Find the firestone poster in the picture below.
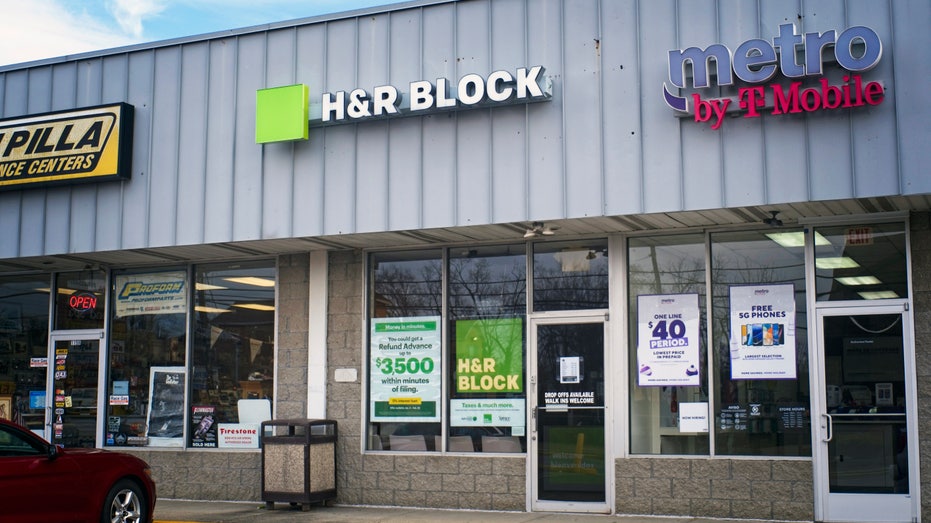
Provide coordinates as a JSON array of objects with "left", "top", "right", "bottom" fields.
[
  {"left": 729, "top": 284, "right": 796, "bottom": 380},
  {"left": 637, "top": 294, "right": 701, "bottom": 387},
  {"left": 370, "top": 316, "right": 442, "bottom": 422}
]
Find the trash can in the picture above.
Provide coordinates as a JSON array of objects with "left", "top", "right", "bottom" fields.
[{"left": 261, "top": 419, "right": 337, "bottom": 510}]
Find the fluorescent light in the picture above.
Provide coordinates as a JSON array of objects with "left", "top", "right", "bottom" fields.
[
  {"left": 195, "top": 282, "right": 227, "bottom": 291},
  {"left": 233, "top": 303, "right": 276, "bottom": 311},
  {"left": 224, "top": 276, "right": 275, "bottom": 287},
  {"left": 766, "top": 231, "right": 831, "bottom": 247},
  {"left": 858, "top": 291, "right": 899, "bottom": 300},
  {"left": 195, "top": 305, "right": 230, "bottom": 314},
  {"left": 836, "top": 276, "right": 882, "bottom": 286},
  {"left": 815, "top": 257, "right": 860, "bottom": 269}
]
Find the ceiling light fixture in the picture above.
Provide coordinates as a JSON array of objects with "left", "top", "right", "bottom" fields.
[
  {"left": 224, "top": 276, "right": 276, "bottom": 287},
  {"left": 815, "top": 257, "right": 861, "bottom": 269},
  {"left": 523, "top": 221, "right": 558, "bottom": 238},
  {"left": 763, "top": 210, "right": 783, "bottom": 227}
]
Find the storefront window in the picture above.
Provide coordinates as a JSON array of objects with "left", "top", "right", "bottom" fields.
[
  {"left": 448, "top": 245, "right": 526, "bottom": 453},
  {"left": 190, "top": 261, "right": 276, "bottom": 448},
  {"left": 54, "top": 270, "right": 106, "bottom": 330},
  {"left": 366, "top": 245, "right": 529, "bottom": 453},
  {"left": 106, "top": 269, "right": 188, "bottom": 447},
  {"left": 533, "top": 239, "right": 608, "bottom": 311},
  {"left": 628, "top": 234, "right": 708, "bottom": 454},
  {"left": 814, "top": 222, "right": 907, "bottom": 301},
  {"left": 0, "top": 275, "right": 51, "bottom": 433},
  {"left": 710, "top": 230, "right": 811, "bottom": 456},
  {"left": 367, "top": 250, "right": 442, "bottom": 451}
]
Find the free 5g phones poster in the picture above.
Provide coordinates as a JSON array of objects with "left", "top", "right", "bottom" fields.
[{"left": 729, "top": 284, "right": 796, "bottom": 380}]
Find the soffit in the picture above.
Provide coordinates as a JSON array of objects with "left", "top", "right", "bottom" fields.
[{"left": 0, "top": 196, "right": 927, "bottom": 273}]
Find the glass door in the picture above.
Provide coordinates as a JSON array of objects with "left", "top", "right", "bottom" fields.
[
  {"left": 813, "top": 305, "right": 918, "bottom": 522},
  {"left": 529, "top": 316, "right": 609, "bottom": 513},
  {"left": 48, "top": 332, "right": 104, "bottom": 448}
]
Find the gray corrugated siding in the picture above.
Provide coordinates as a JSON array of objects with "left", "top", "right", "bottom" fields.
[{"left": 0, "top": 0, "right": 928, "bottom": 258}]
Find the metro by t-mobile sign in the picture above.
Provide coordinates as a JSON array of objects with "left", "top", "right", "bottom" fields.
[{"left": 663, "top": 24, "right": 884, "bottom": 129}]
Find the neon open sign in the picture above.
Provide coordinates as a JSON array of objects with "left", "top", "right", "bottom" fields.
[
  {"left": 663, "top": 24, "right": 884, "bottom": 129},
  {"left": 69, "top": 293, "right": 98, "bottom": 313}
]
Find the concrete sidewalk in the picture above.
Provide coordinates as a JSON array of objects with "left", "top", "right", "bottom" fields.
[{"left": 153, "top": 499, "right": 781, "bottom": 523}]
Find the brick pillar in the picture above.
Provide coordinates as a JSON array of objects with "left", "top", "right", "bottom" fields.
[
  {"left": 276, "top": 253, "right": 310, "bottom": 419},
  {"left": 910, "top": 211, "right": 931, "bottom": 518}
]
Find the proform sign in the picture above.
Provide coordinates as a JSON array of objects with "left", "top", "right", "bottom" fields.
[
  {"left": 0, "top": 103, "right": 133, "bottom": 191},
  {"left": 663, "top": 24, "right": 884, "bottom": 129}
]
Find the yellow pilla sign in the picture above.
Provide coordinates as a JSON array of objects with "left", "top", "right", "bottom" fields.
[{"left": 0, "top": 103, "right": 133, "bottom": 191}]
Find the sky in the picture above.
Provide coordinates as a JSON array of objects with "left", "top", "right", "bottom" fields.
[{"left": 0, "top": 0, "right": 398, "bottom": 67}]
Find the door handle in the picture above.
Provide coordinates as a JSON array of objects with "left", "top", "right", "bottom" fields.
[{"left": 822, "top": 413, "right": 833, "bottom": 442}]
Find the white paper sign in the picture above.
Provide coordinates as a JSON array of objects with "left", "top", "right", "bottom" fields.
[
  {"left": 559, "top": 357, "right": 580, "bottom": 383},
  {"left": 218, "top": 423, "right": 260, "bottom": 448},
  {"left": 729, "top": 284, "right": 796, "bottom": 380},
  {"left": 636, "top": 294, "right": 701, "bottom": 386},
  {"left": 678, "top": 402, "right": 709, "bottom": 433}
]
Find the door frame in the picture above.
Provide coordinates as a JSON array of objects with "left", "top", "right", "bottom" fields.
[
  {"left": 527, "top": 312, "right": 612, "bottom": 514},
  {"left": 811, "top": 301, "right": 920, "bottom": 523},
  {"left": 46, "top": 330, "right": 106, "bottom": 446}
]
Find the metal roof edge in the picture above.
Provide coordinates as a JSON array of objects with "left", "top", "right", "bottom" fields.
[{"left": 0, "top": 0, "right": 454, "bottom": 73}]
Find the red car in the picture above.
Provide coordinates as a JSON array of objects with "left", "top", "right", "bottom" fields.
[{"left": 0, "top": 418, "right": 156, "bottom": 523}]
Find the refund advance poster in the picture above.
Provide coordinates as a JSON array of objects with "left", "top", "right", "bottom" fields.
[
  {"left": 370, "top": 316, "right": 442, "bottom": 422},
  {"left": 637, "top": 294, "right": 700, "bottom": 386},
  {"left": 729, "top": 283, "right": 797, "bottom": 380}
]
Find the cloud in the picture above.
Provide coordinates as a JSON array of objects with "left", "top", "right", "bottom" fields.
[
  {"left": 0, "top": 0, "right": 137, "bottom": 66},
  {"left": 108, "top": 0, "right": 167, "bottom": 38}
]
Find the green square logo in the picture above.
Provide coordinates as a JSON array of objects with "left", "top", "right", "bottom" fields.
[{"left": 255, "top": 84, "right": 309, "bottom": 143}]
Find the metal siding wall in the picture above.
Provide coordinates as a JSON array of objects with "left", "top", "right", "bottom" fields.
[
  {"left": 45, "top": 63, "right": 78, "bottom": 254},
  {"left": 679, "top": 0, "right": 724, "bottom": 211},
  {"left": 848, "top": 0, "right": 898, "bottom": 196},
  {"left": 149, "top": 47, "right": 182, "bottom": 248},
  {"left": 527, "top": 0, "right": 565, "bottom": 219},
  {"left": 892, "top": 0, "right": 931, "bottom": 195},
  {"left": 489, "top": 0, "right": 528, "bottom": 224},
  {"left": 421, "top": 4, "right": 458, "bottom": 229},
  {"left": 322, "top": 19, "right": 358, "bottom": 236},
  {"left": 204, "top": 39, "right": 237, "bottom": 244},
  {"left": 263, "top": 29, "right": 298, "bottom": 239},
  {"left": 292, "top": 25, "right": 327, "bottom": 238},
  {"left": 0, "top": 0, "right": 926, "bottom": 260},
  {"left": 639, "top": 0, "right": 682, "bottom": 213},
  {"left": 805, "top": 1, "right": 855, "bottom": 201},
  {"left": 233, "top": 34, "right": 266, "bottom": 241},
  {"left": 563, "top": 1, "right": 603, "bottom": 218},
  {"left": 0, "top": 71, "right": 30, "bottom": 258},
  {"left": 387, "top": 10, "right": 424, "bottom": 231},
  {"left": 720, "top": 0, "right": 767, "bottom": 208},
  {"left": 121, "top": 51, "right": 154, "bottom": 251},
  {"left": 72, "top": 59, "right": 104, "bottom": 256},
  {"left": 455, "top": 0, "right": 491, "bottom": 226},
  {"left": 601, "top": 0, "right": 642, "bottom": 216},
  {"left": 356, "top": 14, "right": 391, "bottom": 233},
  {"left": 93, "top": 56, "right": 129, "bottom": 253},
  {"left": 758, "top": 0, "right": 808, "bottom": 204},
  {"left": 177, "top": 43, "right": 210, "bottom": 246}
]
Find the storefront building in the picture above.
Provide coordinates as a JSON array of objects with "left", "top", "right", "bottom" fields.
[{"left": 0, "top": 0, "right": 929, "bottom": 521}]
